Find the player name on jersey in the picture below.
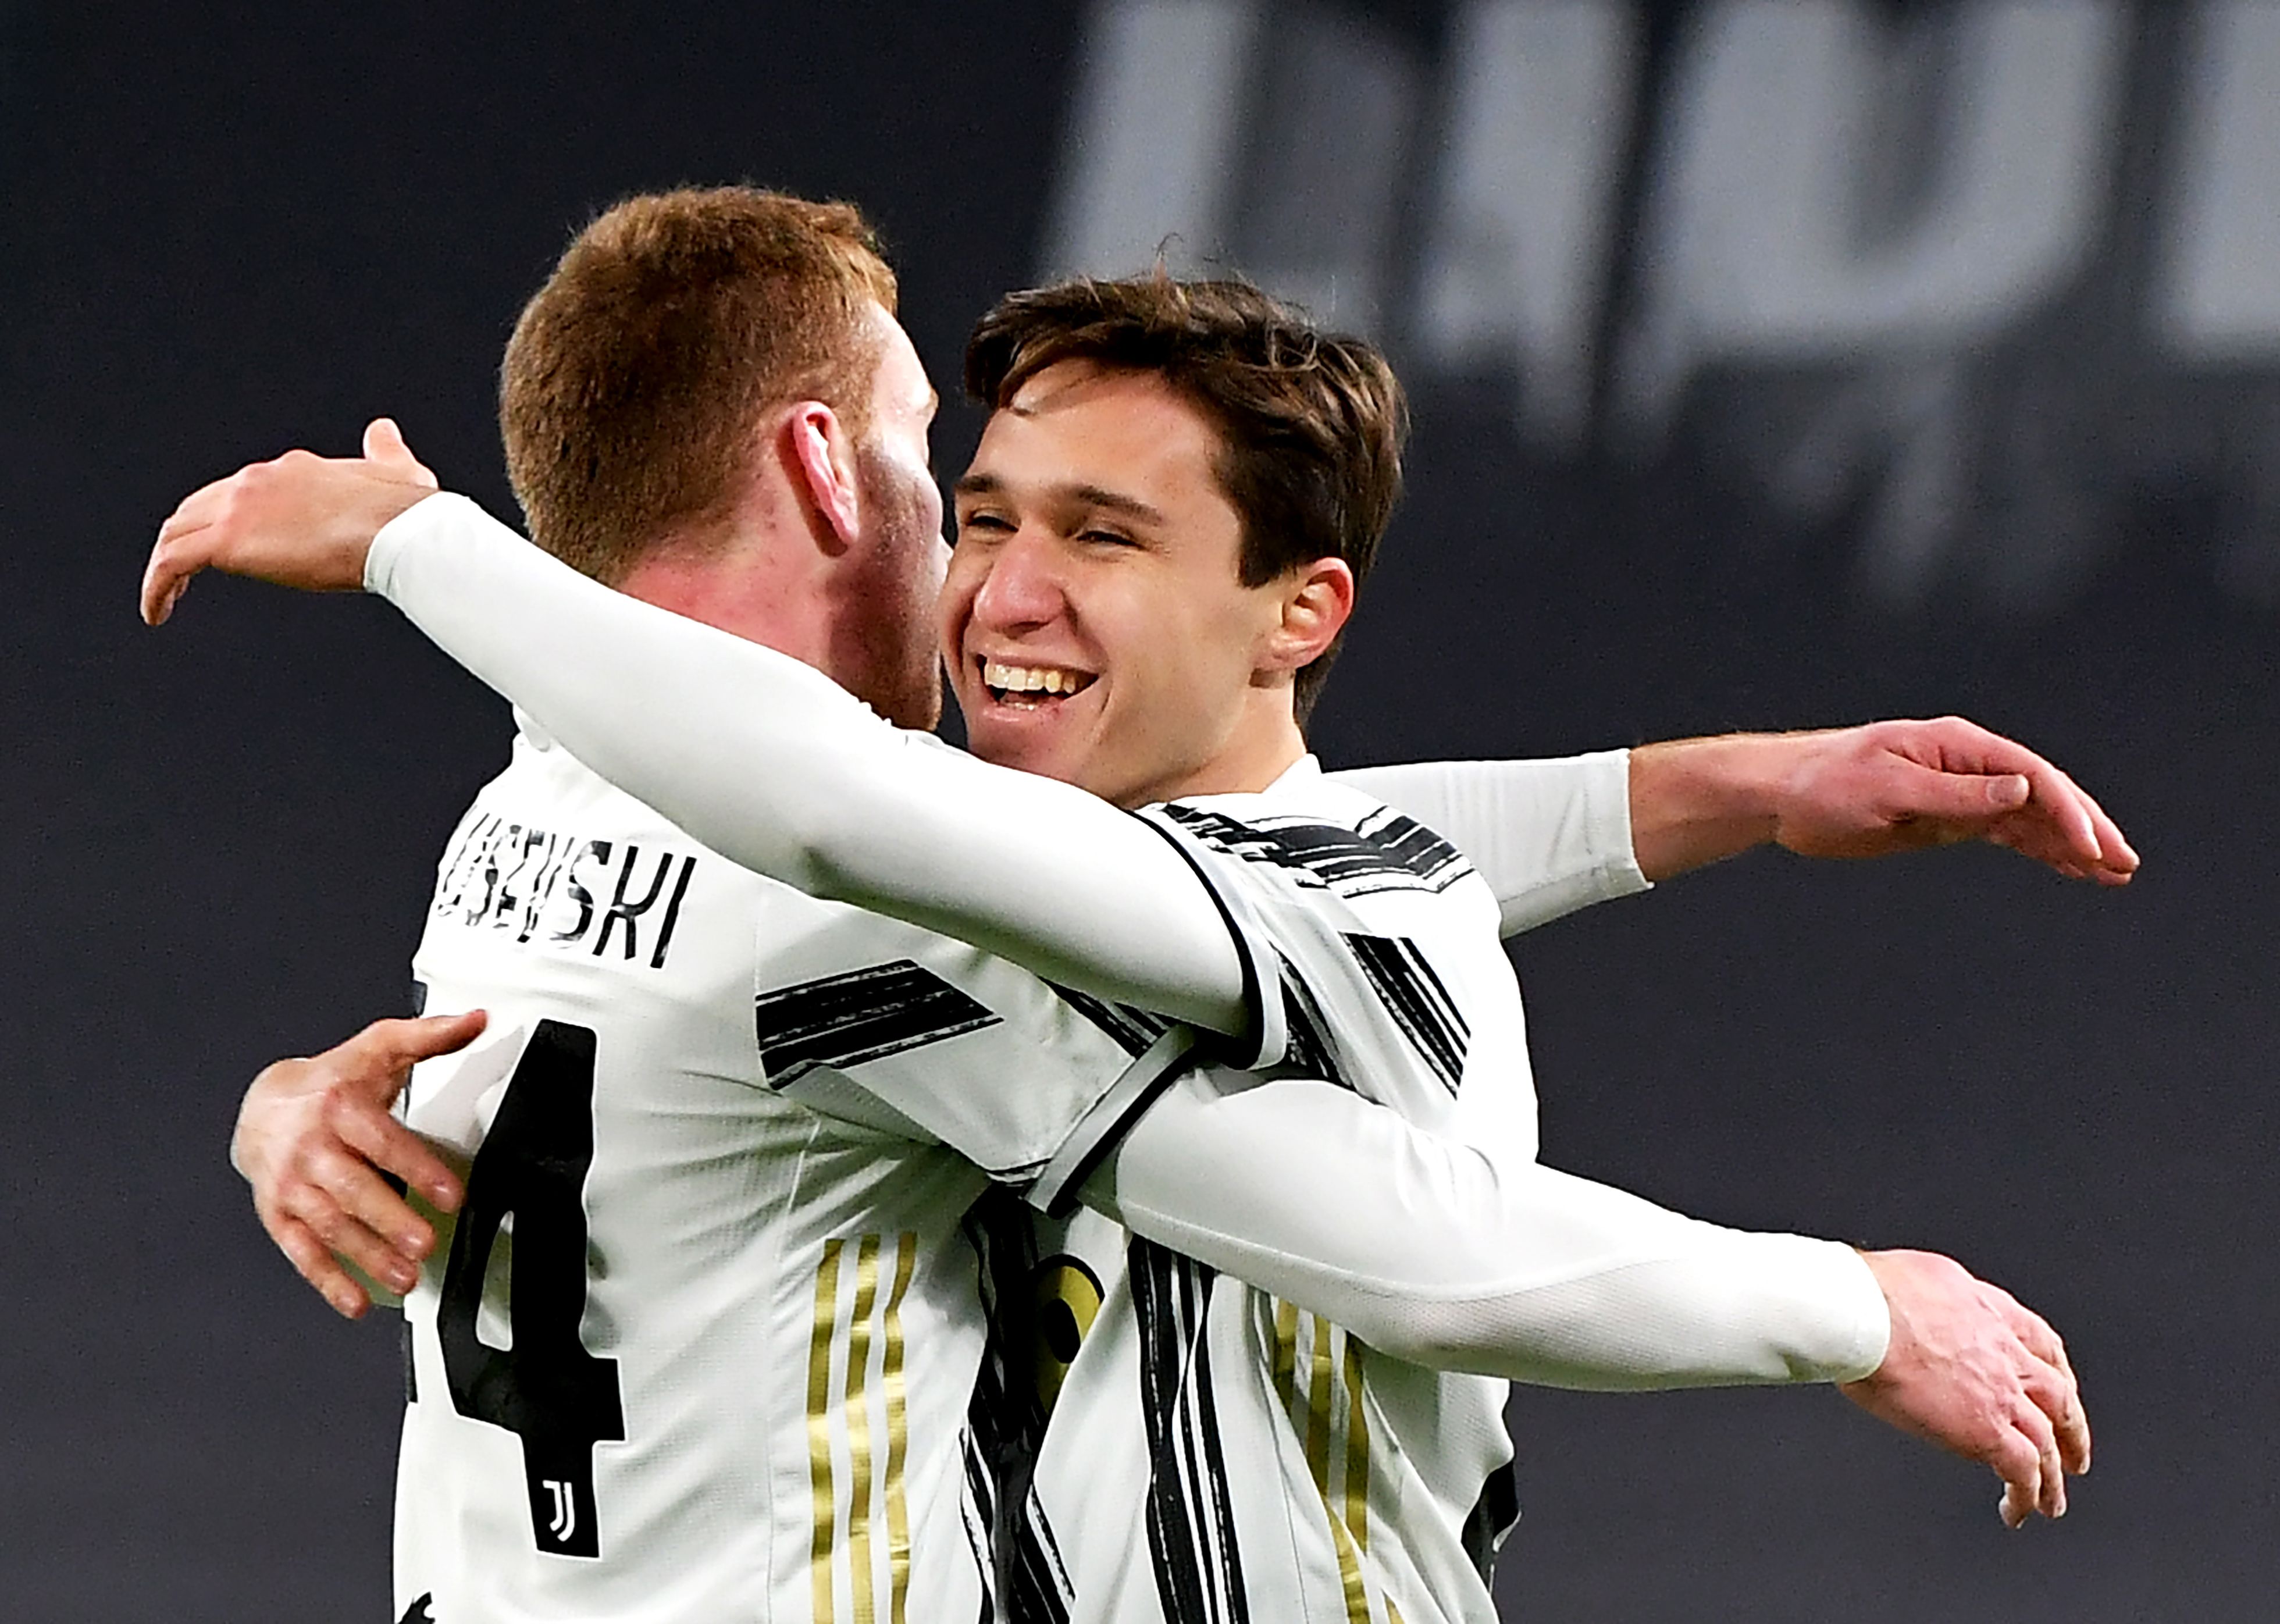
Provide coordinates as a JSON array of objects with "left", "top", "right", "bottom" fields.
[{"left": 431, "top": 811, "right": 699, "bottom": 971}]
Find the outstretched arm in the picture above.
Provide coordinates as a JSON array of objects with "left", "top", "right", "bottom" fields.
[{"left": 1341, "top": 722, "right": 2135, "bottom": 944}]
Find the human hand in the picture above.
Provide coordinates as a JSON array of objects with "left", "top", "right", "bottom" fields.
[
  {"left": 233, "top": 1008, "right": 484, "bottom": 1319},
  {"left": 141, "top": 418, "right": 439, "bottom": 625},
  {"left": 1766, "top": 717, "right": 2136, "bottom": 882},
  {"left": 1840, "top": 1248, "right": 2090, "bottom": 1527},
  {"left": 1628, "top": 718, "right": 2137, "bottom": 885}
]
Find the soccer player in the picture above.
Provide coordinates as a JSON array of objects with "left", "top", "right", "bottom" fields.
[{"left": 149, "top": 202, "right": 2110, "bottom": 1619}]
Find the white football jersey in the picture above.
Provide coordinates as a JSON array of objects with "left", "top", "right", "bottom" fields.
[
  {"left": 1006, "top": 761, "right": 1533, "bottom": 1624},
  {"left": 389, "top": 724, "right": 1158, "bottom": 1624}
]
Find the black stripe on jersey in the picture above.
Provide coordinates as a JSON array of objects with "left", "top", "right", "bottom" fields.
[
  {"left": 1461, "top": 1462, "right": 1521, "bottom": 1586},
  {"left": 1030, "top": 1026, "right": 1199, "bottom": 1220},
  {"left": 1131, "top": 1238, "right": 1251, "bottom": 1624},
  {"left": 753, "top": 960, "right": 1002, "bottom": 1085},
  {"left": 1048, "top": 982, "right": 1177, "bottom": 1057},
  {"left": 1276, "top": 960, "right": 1351, "bottom": 1092},
  {"left": 1343, "top": 933, "right": 1470, "bottom": 1095},
  {"left": 1156, "top": 803, "right": 1470, "bottom": 898},
  {"left": 960, "top": 1189, "right": 1074, "bottom": 1624},
  {"left": 1132, "top": 811, "right": 1277, "bottom": 1071}
]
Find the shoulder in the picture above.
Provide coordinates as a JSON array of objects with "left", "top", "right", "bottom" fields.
[{"left": 1145, "top": 775, "right": 1475, "bottom": 906}]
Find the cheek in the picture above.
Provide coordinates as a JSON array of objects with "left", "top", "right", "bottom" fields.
[
  {"left": 935, "top": 558, "right": 982, "bottom": 661},
  {"left": 1113, "top": 587, "right": 1224, "bottom": 707},
  {"left": 1178, "top": 578, "right": 1276, "bottom": 674}
]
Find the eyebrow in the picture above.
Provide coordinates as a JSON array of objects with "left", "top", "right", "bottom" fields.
[{"left": 953, "top": 472, "right": 1168, "bottom": 526}]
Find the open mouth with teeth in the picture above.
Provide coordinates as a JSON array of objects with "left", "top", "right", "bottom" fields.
[{"left": 979, "top": 658, "right": 1098, "bottom": 708}]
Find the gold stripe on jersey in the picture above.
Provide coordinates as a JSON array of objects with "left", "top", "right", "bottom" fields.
[
  {"left": 1273, "top": 1303, "right": 1378, "bottom": 1624},
  {"left": 807, "top": 1234, "right": 921, "bottom": 1624},
  {"left": 1273, "top": 1298, "right": 1302, "bottom": 1415},
  {"left": 881, "top": 1235, "right": 917, "bottom": 1624},
  {"left": 1344, "top": 1337, "right": 1370, "bottom": 1553},
  {"left": 808, "top": 1238, "right": 846, "bottom": 1624},
  {"left": 846, "top": 1235, "right": 882, "bottom": 1624}
]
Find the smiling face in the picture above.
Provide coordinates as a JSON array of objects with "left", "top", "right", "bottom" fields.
[{"left": 942, "top": 360, "right": 1348, "bottom": 808}]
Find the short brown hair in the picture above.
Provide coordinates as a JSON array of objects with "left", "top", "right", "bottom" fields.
[
  {"left": 964, "top": 275, "right": 1408, "bottom": 717},
  {"left": 501, "top": 187, "right": 898, "bottom": 582}
]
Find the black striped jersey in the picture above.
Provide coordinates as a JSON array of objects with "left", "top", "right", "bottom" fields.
[
  {"left": 999, "top": 760, "right": 1536, "bottom": 1624},
  {"left": 387, "top": 724, "right": 1172, "bottom": 1624}
]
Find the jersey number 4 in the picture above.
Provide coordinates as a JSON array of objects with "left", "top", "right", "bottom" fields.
[{"left": 433, "top": 1018, "right": 625, "bottom": 1559}]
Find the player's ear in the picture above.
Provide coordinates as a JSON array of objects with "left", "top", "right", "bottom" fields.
[
  {"left": 786, "top": 401, "right": 862, "bottom": 553},
  {"left": 1261, "top": 557, "right": 1353, "bottom": 675}
]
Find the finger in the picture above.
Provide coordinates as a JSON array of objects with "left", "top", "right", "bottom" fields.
[
  {"left": 155, "top": 476, "right": 233, "bottom": 545},
  {"left": 2017, "top": 761, "right": 2104, "bottom": 864},
  {"left": 139, "top": 549, "right": 180, "bottom": 626},
  {"left": 267, "top": 1212, "right": 372, "bottom": 1319},
  {"left": 2004, "top": 1396, "right": 2065, "bottom": 1520},
  {"left": 334, "top": 1105, "right": 462, "bottom": 1220},
  {"left": 1985, "top": 807, "right": 2102, "bottom": 882},
  {"left": 2033, "top": 1354, "right": 2090, "bottom": 1477},
  {"left": 2022, "top": 1408, "right": 2067, "bottom": 1519},
  {"left": 1911, "top": 716, "right": 2053, "bottom": 783},
  {"left": 364, "top": 1007, "right": 489, "bottom": 1070},
  {"left": 308, "top": 1138, "right": 438, "bottom": 1265},
  {"left": 2001, "top": 1476, "right": 2033, "bottom": 1530},
  {"left": 1989, "top": 1429, "right": 2043, "bottom": 1529},
  {"left": 318, "top": 1010, "right": 484, "bottom": 1117},
  {"left": 2057, "top": 1385, "right": 2092, "bottom": 1476},
  {"left": 140, "top": 534, "right": 207, "bottom": 626},
  {"left": 2072, "top": 783, "right": 2138, "bottom": 877},
  {"left": 290, "top": 1173, "right": 423, "bottom": 1297}
]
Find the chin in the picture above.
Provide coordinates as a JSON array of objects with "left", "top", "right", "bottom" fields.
[{"left": 975, "top": 729, "right": 1092, "bottom": 790}]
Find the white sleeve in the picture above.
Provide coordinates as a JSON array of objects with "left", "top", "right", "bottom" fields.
[
  {"left": 1328, "top": 754, "right": 1651, "bottom": 937},
  {"left": 365, "top": 494, "right": 1269, "bottom": 1046},
  {"left": 1099, "top": 1071, "right": 1890, "bottom": 1388}
]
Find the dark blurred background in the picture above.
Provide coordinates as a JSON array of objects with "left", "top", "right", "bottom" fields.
[{"left": 3, "top": 1, "right": 2271, "bottom": 1617}]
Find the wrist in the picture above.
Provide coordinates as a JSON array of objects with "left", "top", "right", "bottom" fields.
[{"left": 1627, "top": 734, "right": 1790, "bottom": 881}]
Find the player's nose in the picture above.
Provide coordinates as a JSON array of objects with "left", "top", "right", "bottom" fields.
[{"left": 967, "top": 527, "right": 1068, "bottom": 633}]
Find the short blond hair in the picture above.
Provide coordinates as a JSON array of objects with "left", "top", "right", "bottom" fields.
[{"left": 500, "top": 187, "right": 898, "bottom": 582}]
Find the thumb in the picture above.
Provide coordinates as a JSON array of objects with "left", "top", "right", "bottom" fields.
[
  {"left": 364, "top": 417, "right": 440, "bottom": 489},
  {"left": 1980, "top": 772, "right": 2031, "bottom": 811},
  {"left": 1891, "top": 758, "right": 2030, "bottom": 824}
]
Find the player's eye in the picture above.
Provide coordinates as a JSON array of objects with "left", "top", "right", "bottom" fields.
[{"left": 1078, "top": 527, "right": 1136, "bottom": 549}]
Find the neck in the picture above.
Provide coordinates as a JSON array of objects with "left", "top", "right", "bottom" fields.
[
  {"left": 1116, "top": 691, "right": 1309, "bottom": 807},
  {"left": 611, "top": 422, "right": 857, "bottom": 669},
  {"left": 617, "top": 528, "right": 840, "bottom": 671}
]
